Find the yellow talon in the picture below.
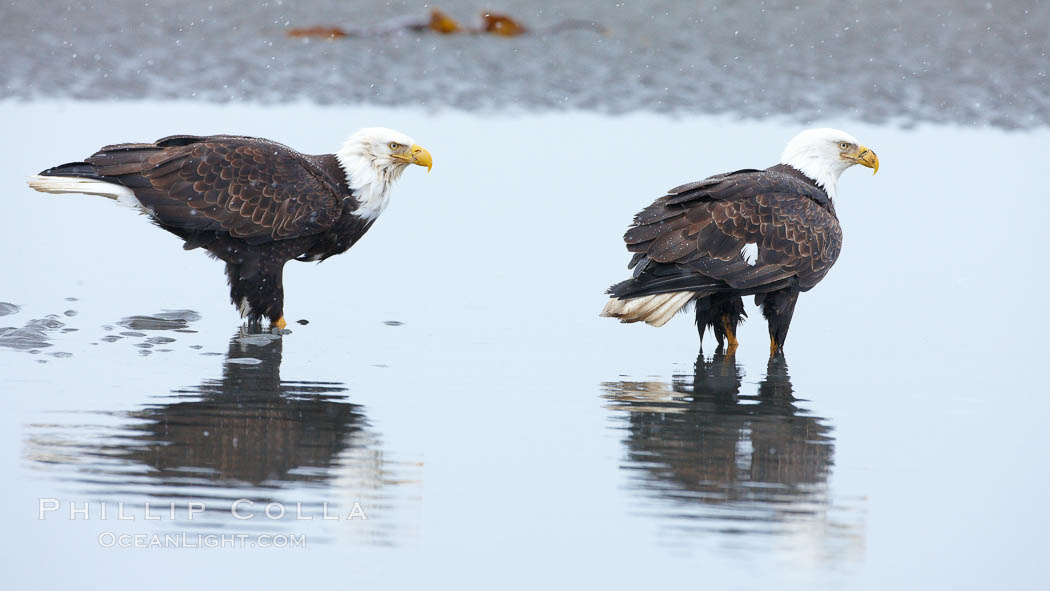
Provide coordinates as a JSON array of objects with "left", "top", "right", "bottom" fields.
[
  {"left": 769, "top": 338, "right": 778, "bottom": 355},
  {"left": 274, "top": 316, "right": 287, "bottom": 330}
]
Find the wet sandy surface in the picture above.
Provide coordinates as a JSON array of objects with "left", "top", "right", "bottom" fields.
[
  {"left": 2, "top": 0, "right": 1048, "bottom": 128},
  {"left": 1, "top": 102, "right": 1048, "bottom": 588}
]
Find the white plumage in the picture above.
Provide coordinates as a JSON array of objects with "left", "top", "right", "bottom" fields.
[
  {"left": 336, "top": 127, "right": 419, "bottom": 221},
  {"left": 741, "top": 242, "right": 758, "bottom": 266},
  {"left": 600, "top": 291, "right": 694, "bottom": 327},
  {"left": 27, "top": 175, "right": 149, "bottom": 213},
  {"left": 778, "top": 127, "right": 860, "bottom": 200}
]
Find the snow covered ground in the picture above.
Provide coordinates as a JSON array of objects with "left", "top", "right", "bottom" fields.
[{"left": 3, "top": 0, "right": 1048, "bottom": 128}]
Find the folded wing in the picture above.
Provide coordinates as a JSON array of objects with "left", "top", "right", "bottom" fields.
[
  {"left": 82, "top": 135, "right": 343, "bottom": 245},
  {"left": 610, "top": 168, "right": 842, "bottom": 299}
]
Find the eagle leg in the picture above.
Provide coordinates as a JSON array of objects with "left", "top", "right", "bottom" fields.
[
  {"left": 225, "top": 258, "right": 287, "bottom": 330},
  {"left": 760, "top": 284, "right": 800, "bottom": 354},
  {"left": 720, "top": 346, "right": 737, "bottom": 369},
  {"left": 694, "top": 296, "right": 717, "bottom": 352},
  {"left": 722, "top": 316, "right": 740, "bottom": 347},
  {"left": 696, "top": 294, "right": 746, "bottom": 351}
]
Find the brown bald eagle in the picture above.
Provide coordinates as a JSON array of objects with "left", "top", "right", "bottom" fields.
[
  {"left": 28, "top": 128, "right": 432, "bottom": 329},
  {"left": 601, "top": 128, "right": 878, "bottom": 353}
]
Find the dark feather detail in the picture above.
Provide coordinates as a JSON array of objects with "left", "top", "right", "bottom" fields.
[
  {"left": 77, "top": 135, "right": 349, "bottom": 245},
  {"left": 609, "top": 165, "right": 841, "bottom": 300},
  {"left": 39, "top": 162, "right": 102, "bottom": 179},
  {"left": 606, "top": 163, "right": 843, "bottom": 348}
]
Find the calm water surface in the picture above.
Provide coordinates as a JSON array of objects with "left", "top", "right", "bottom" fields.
[
  {"left": 23, "top": 327, "right": 419, "bottom": 546},
  {"left": 1, "top": 102, "right": 1047, "bottom": 589}
]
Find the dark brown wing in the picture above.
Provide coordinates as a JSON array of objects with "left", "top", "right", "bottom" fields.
[
  {"left": 610, "top": 167, "right": 842, "bottom": 299},
  {"left": 86, "top": 135, "right": 343, "bottom": 245}
]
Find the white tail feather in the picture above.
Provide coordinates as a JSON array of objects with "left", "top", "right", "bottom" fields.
[
  {"left": 648, "top": 293, "right": 690, "bottom": 327},
  {"left": 28, "top": 175, "right": 131, "bottom": 199},
  {"left": 27, "top": 175, "right": 145, "bottom": 212},
  {"left": 600, "top": 291, "right": 694, "bottom": 327}
]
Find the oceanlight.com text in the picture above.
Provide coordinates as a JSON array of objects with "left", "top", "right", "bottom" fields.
[{"left": 97, "top": 532, "right": 307, "bottom": 549}]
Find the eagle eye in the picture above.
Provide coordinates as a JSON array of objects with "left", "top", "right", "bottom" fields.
[
  {"left": 389, "top": 142, "right": 401, "bottom": 150},
  {"left": 839, "top": 142, "right": 850, "bottom": 150}
]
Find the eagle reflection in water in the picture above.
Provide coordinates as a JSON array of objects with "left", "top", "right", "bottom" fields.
[
  {"left": 121, "top": 330, "right": 375, "bottom": 486},
  {"left": 26, "top": 329, "right": 414, "bottom": 543},
  {"left": 603, "top": 352, "right": 843, "bottom": 540}
]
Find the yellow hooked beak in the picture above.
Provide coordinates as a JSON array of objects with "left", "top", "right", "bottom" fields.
[
  {"left": 394, "top": 144, "right": 432, "bottom": 172},
  {"left": 850, "top": 144, "right": 879, "bottom": 175}
]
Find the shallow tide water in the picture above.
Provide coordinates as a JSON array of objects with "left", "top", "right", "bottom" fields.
[{"left": 1, "top": 102, "right": 1048, "bottom": 588}]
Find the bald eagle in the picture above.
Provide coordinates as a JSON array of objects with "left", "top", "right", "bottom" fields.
[
  {"left": 28, "top": 128, "right": 432, "bottom": 329},
  {"left": 601, "top": 128, "right": 878, "bottom": 353}
]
